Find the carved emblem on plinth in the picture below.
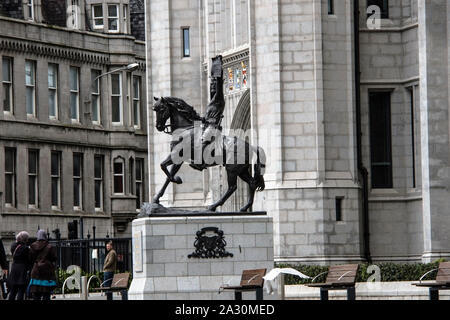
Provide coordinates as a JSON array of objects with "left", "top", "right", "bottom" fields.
[{"left": 188, "top": 227, "right": 233, "bottom": 259}]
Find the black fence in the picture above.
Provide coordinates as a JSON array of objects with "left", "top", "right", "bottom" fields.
[{"left": 49, "top": 238, "right": 132, "bottom": 274}]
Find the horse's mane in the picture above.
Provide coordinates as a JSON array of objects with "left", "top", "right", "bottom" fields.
[{"left": 163, "top": 97, "right": 202, "bottom": 121}]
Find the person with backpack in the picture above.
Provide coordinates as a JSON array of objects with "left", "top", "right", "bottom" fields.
[
  {"left": 7, "top": 231, "right": 31, "bottom": 300},
  {"left": 28, "top": 230, "right": 57, "bottom": 300}
]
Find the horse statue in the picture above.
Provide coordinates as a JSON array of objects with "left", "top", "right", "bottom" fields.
[{"left": 151, "top": 96, "right": 266, "bottom": 212}]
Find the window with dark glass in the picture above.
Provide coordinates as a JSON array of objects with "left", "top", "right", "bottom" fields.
[
  {"left": 136, "top": 158, "right": 144, "bottom": 210},
  {"left": 48, "top": 64, "right": 58, "bottom": 119},
  {"left": 25, "top": 60, "right": 36, "bottom": 116},
  {"left": 408, "top": 88, "right": 416, "bottom": 188},
  {"left": 3, "top": 57, "right": 13, "bottom": 113},
  {"left": 28, "top": 150, "right": 39, "bottom": 207},
  {"left": 335, "top": 197, "right": 343, "bottom": 221},
  {"left": 328, "top": 0, "right": 334, "bottom": 14},
  {"left": 182, "top": 28, "right": 190, "bottom": 57},
  {"left": 51, "top": 151, "right": 61, "bottom": 208},
  {"left": 113, "top": 158, "right": 124, "bottom": 194},
  {"left": 5, "top": 147, "right": 16, "bottom": 206},
  {"left": 91, "top": 70, "right": 101, "bottom": 123},
  {"left": 27, "top": 0, "right": 34, "bottom": 20},
  {"left": 108, "top": 4, "right": 119, "bottom": 32},
  {"left": 73, "top": 153, "right": 83, "bottom": 209},
  {"left": 133, "top": 76, "right": 141, "bottom": 128},
  {"left": 111, "top": 73, "right": 122, "bottom": 124},
  {"left": 367, "top": 0, "right": 389, "bottom": 19},
  {"left": 70, "top": 66, "right": 80, "bottom": 121},
  {"left": 369, "top": 91, "right": 393, "bottom": 189},
  {"left": 94, "top": 155, "right": 103, "bottom": 210},
  {"left": 92, "top": 4, "right": 104, "bottom": 29},
  {"left": 129, "top": 157, "right": 134, "bottom": 195}
]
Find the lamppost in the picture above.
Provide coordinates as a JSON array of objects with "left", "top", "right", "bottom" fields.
[{"left": 94, "top": 63, "right": 139, "bottom": 81}]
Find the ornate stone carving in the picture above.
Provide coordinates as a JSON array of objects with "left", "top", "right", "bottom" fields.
[{"left": 188, "top": 227, "right": 233, "bottom": 259}]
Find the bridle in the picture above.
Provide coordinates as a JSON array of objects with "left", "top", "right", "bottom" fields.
[
  {"left": 154, "top": 103, "right": 172, "bottom": 134},
  {"left": 162, "top": 124, "right": 172, "bottom": 134},
  {"left": 154, "top": 100, "right": 199, "bottom": 135}
]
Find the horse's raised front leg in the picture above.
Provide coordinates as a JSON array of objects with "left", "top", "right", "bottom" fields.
[
  {"left": 153, "top": 162, "right": 182, "bottom": 204},
  {"left": 160, "top": 155, "right": 183, "bottom": 184},
  {"left": 238, "top": 169, "right": 256, "bottom": 212},
  {"left": 208, "top": 169, "right": 238, "bottom": 212}
]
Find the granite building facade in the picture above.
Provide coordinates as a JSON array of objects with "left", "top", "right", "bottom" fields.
[
  {"left": 145, "top": 0, "right": 450, "bottom": 264},
  {"left": 0, "top": 0, "right": 148, "bottom": 250}
]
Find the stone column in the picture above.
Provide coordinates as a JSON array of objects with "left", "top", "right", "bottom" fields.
[{"left": 418, "top": 0, "right": 450, "bottom": 262}]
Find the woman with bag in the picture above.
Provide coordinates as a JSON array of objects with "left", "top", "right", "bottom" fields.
[
  {"left": 28, "top": 230, "right": 57, "bottom": 300},
  {"left": 7, "top": 231, "right": 31, "bottom": 300}
]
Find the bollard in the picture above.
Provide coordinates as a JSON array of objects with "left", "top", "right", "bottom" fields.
[
  {"left": 279, "top": 274, "right": 285, "bottom": 300},
  {"left": 80, "top": 276, "right": 88, "bottom": 300}
]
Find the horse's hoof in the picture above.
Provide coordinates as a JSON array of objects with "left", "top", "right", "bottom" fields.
[
  {"left": 173, "top": 176, "right": 183, "bottom": 184},
  {"left": 240, "top": 208, "right": 248, "bottom": 212},
  {"left": 208, "top": 206, "right": 217, "bottom": 212}
]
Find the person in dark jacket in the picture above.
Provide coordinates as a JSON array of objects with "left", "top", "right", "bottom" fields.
[
  {"left": 7, "top": 231, "right": 31, "bottom": 300},
  {"left": 28, "top": 230, "right": 57, "bottom": 300},
  {"left": 0, "top": 238, "right": 9, "bottom": 300},
  {"left": 0, "top": 239, "right": 8, "bottom": 276}
]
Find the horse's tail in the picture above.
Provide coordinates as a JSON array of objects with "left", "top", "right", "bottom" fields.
[{"left": 253, "top": 146, "right": 266, "bottom": 191}]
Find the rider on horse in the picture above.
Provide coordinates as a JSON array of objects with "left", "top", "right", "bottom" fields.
[{"left": 191, "top": 55, "right": 225, "bottom": 171}]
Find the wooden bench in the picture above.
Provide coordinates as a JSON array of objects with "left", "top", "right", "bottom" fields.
[
  {"left": 91, "top": 272, "right": 130, "bottom": 300},
  {"left": 412, "top": 262, "right": 450, "bottom": 300},
  {"left": 305, "top": 264, "right": 359, "bottom": 300},
  {"left": 220, "top": 269, "right": 266, "bottom": 300}
]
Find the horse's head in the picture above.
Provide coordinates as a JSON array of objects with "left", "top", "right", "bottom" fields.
[{"left": 153, "top": 97, "right": 170, "bottom": 132}]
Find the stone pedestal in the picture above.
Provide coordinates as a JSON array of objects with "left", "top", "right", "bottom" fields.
[{"left": 128, "top": 213, "right": 275, "bottom": 300}]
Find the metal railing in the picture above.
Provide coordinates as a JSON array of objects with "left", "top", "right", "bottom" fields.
[{"left": 49, "top": 237, "right": 132, "bottom": 274}]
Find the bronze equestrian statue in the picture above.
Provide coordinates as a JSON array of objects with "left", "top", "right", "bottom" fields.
[{"left": 151, "top": 56, "right": 265, "bottom": 212}]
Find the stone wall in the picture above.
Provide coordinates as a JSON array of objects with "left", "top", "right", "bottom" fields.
[
  {"left": 369, "top": 199, "right": 423, "bottom": 262},
  {"left": 129, "top": 215, "right": 274, "bottom": 300},
  {"left": 130, "top": 0, "right": 145, "bottom": 41},
  {"left": 41, "top": 0, "right": 67, "bottom": 27},
  {"left": 359, "top": 0, "right": 424, "bottom": 261},
  {"left": 265, "top": 187, "right": 362, "bottom": 264},
  {"left": 0, "top": 0, "right": 23, "bottom": 19}
]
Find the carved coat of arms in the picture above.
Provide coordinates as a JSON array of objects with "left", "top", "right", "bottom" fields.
[{"left": 188, "top": 227, "right": 233, "bottom": 259}]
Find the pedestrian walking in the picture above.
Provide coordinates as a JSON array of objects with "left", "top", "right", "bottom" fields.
[
  {"left": 7, "top": 231, "right": 31, "bottom": 300},
  {"left": 0, "top": 238, "right": 9, "bottom": 300},
  {"left": 103, "top": 241, "right": 117, "bottom": 300},
  {"left": 28, "top": 230, "right": 57, "bottom": 300}
]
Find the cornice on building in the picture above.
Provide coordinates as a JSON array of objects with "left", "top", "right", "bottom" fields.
[{"left": 0, "top": 15, "right": 146, "bottom": 68}]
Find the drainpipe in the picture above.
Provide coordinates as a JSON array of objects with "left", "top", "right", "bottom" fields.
[{"left": 354, "top": 0, "right": 371, "bottom": 263}]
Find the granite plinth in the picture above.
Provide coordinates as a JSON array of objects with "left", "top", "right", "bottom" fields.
[{"left": 128, "top": 213, "right": 275, "bottom": 300}]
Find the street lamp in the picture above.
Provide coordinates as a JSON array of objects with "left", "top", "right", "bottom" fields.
[{"left": 94, "top": 63, "right": 139, "bottom": 81}]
